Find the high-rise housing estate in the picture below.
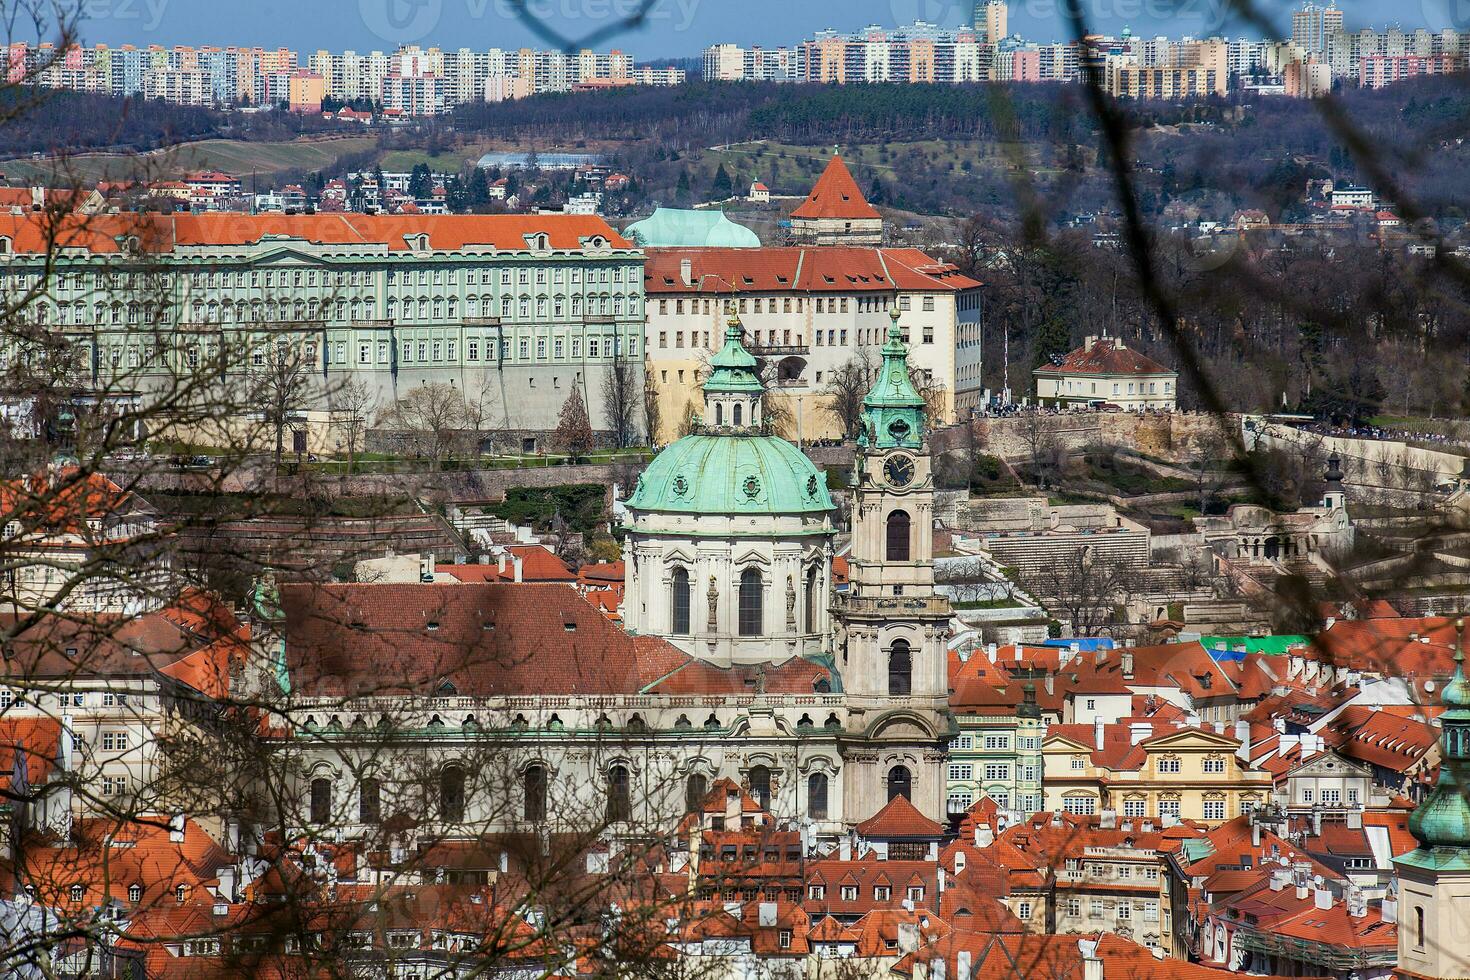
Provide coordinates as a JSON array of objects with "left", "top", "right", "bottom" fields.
[
  {"left": 6, "top": 40, "right": 658, "bottom": 112},
  {"left": 1292, "top": 2, "right": 1343, "bottom": 55},
  {"left": 975, "top": 0, "right": 1008, "bottom": 45}
]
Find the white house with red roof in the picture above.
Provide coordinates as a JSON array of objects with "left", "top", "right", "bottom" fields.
[{"left": 1034, "top": 335, "right": 1178, "bottom": 411}]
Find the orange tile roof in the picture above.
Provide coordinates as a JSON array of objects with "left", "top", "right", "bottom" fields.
[
  {"left": 791, "top": 155, "right": 881, "bottom": 221},
  {"left": 855, "top": 794, "right": 946, "bottom": 839},
  {"left": 0, "top": 212, "right": 630, "bottom": 254},
  {"left": 644, "top": 246, "right": 979, "bottom": 295},
  {"left": 1034, "top": 338, "right": 1174, "bottom": 378}
]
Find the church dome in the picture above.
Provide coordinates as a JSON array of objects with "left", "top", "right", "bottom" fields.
[{"left": 628, "top": 433, "right": 833, "bottom": 516}]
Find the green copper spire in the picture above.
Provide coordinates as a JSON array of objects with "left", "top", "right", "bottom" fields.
[
  {"left": 859, "top": 309, "right": 926, "bottom": 451},
  {"left": 1407, "top": 620, "right": 1470, "bottom": 850},
  {"left": 703, "top": 313, "right": 765, "bottom": 395}
]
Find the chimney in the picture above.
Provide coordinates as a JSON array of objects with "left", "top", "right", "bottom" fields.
[
  {"left": 498, "top": 553, "right": 508, "bottom": 574},
  {"left": 1234, "top": 719, "right": 1251, "bottom": 761},
  {"left": 1121, "top": 651, "right": 1133, "bottom": 679},
  {"left": 986, "top": 643, "right": 997, "bottom": 663},
  {"left": 1045, "top": 672, "right": 1055, "bottom": 696},
  {"left": 1381, "top": 896, "right": 1398, "bottom": 924},
  {"left": 898, "top": 922, "right": 919, "bottom": 953},
  {"left": 839, "top": 838, "right": 851, "bottom": 861},
  {"left": 1251, "top": 820, "right": 1262, "bottom": 847},
  {"left": 1313, "top": 887, "right": 1332, "bottom": 911},
  {"left": 1097, "top": 646, "right": 1108, "bottom": 665},
  {"left": 975, "top": 823, "right": 994, "bottom": 848},
  {"left": 1346, "top": 887, "right": 1367, "bottom": 918},
  {"left": 513, "top": 556, "right": 523, "bottom": 583},
  {"left": 1094, "top": 716, "right": 1106, "bottom": 751},
  {"left": 1129, "top": 723, "right": 1152, "bottom": 745},
  {"left": 1083, "top": 336, "right": 1098, "bottom": 352},
  {"left": 1014, "top": 646, "right": 1022, "bottom": 662},
  {"left": 60, "top": 714, "right": 75, "bottom": 771},
  {"left": 957, "top": 951, "right": 972, "bottom": 980},
  {"left": 680, "top": 258, "right": 693, "bottom": 286},
  {"left": 758, "top": 902, "right": 777, "bottom": 926},
  {"left": 1099, "top": 809, "right": 1117, "bottom": 829},
  {"left": 1296, "top": 882, "right": 1309, "bottom": 900},
  {"left": 1269, "top": 869, "right": 1289, "bottom": 891},
  {"left": 1082, "top": 942, "right": 1103, "bottom": 980}
]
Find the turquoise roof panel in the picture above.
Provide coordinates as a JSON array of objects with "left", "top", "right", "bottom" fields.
[
  {"left": 624, "top": 208, "right": 761, "bottom": 248},
  {"left": 627, "top": 434, "right": 834, "bottom": 516}
]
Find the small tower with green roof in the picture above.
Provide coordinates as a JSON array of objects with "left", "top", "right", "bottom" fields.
[
  {"left": 1395, "top": 618, "right": 1470, "bottom": 979},
  {"left": 858, "top": 309, "right": 928, "bottom": 454},
  {"left": 702, "top": 313, "right": 766, "bottom": 433}
]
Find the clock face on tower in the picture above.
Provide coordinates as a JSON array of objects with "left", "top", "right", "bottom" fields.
[{"left": 883, "top": 453, "right": 916, "bottom": 489}]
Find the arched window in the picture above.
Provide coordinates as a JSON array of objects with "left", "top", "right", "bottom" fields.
[
  {"left": 359, "top": 777, "right": 381, "bottom": 824},
  {"left": 685, "top": 772, "right": 709, "bottom": 813},
  {"left": 888, "top": 639, "right": 912, "bottom": 695},
  {"left": 808, "top": 773, "right": 829, "bottom": 820},
  {"left": 671, "top": 567, "right": 691, "bottom": 634},
  {"left": 733, "top": 402, "right": 743, "bottom": 426},
  {"left": 1416, "top": 906, "right": 1426, "bottom": 949},
  {"left": 887, "top": 765, "right": 912, "bottom": 801},
  {"left": 804, "top": 565, "right": 819, "bottom": 633},
  {"left": 739, "top": 568, "right": 763, "bottom": 636},
  {"left": 715, "top": 403, "right": 724, "bottom": 425},
  {"left": 607, "top": 765, "right": 631, "bottom": 823},
  {"left": 440, "top": 765, "right": 466, "bottom": 822},
  {"left": 886, "top": 510, "right": 911, "bottom": 561},
  {"left": 749, "top": 765, "right": 772, "bottom": 810},
  {"left": 524, "top": 764, "right": 547, "bottom": 822},
  {"left": 309, "top": 777, "right": 331, "bottom": 824}
]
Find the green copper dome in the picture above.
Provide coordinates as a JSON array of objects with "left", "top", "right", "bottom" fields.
[
  {"left": 1407, "top": 624, "right": 1470, "bottom": 851},
  {"left": 859, "top": 310, "right": 927, "bottom": 451},
  {"left": 628, "top": 316, "right": 833, "bottom": 517},
  {"left": 628, "top": 434, "right": 834, "bottom": 515}
]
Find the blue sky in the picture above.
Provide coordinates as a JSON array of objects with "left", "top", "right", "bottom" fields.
[{"left": 74, "top": 0, "right": 1461, "bottom": 59}]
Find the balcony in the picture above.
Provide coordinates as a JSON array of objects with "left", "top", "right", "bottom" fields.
[{"left": 749, "top": 343, "right": 811, "bottom": 357}]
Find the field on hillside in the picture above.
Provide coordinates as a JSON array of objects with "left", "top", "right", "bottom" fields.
[{"left": 0, "top": 136, "right": 378, "bottom": 184}]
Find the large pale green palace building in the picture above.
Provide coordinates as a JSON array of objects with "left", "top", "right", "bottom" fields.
[{"left": 0, "top": 212, "right": 645, "bottom": 448}]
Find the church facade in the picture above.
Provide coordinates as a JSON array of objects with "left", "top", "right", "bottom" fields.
[{"left": 251, "top": 313, "right": 954, "bottom": 846}]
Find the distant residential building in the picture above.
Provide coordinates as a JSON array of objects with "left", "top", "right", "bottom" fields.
[
  {"left": 1284, "top": 58, "right": 1333, "bottom": 96},
  {"left": 1292, "top": 1, "right": 1344, "bottom": 56},
  {"left": 748, "top": 181, "right": 770, "bottom": 203},
  {"left": 1359, "top": 52, "right": 1457, "bottom": 88},
  {"left": 1033, "top": 336, "right": 1177, "bottom": 410},
  {"left": 975, "top": 0, "right": 1008, "bottom": 46},
  {"left": 1330, "top": 184, "right": 1375, "bottom": 208}
]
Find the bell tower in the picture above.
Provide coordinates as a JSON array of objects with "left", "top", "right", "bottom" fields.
[
  {"left": 1395, "top": 620, "right": 1470, "bottom": 980},
  {"left": 834, "top": 310, "right": 952, "bottom": 824}
]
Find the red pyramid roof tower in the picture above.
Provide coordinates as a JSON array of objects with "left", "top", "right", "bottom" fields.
[{"left": 792, "top": 154, "right": 881, "bottom": 221}]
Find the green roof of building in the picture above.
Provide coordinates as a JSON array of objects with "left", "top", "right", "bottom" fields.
[
  {"left": 627, "top": 433, "right": 834, "bottom": 516},
  {"left": 1201, "top": 635, "right": 1310, "bottom": 655},
  {"left": 704, "top": 320, "right": 764, "bottom": 394},
  {"left": 859, "top": 311, "right": 927, "bottom": 451},
  {"left": 624, "top": 208, "right": 760, "bottom": 248}
]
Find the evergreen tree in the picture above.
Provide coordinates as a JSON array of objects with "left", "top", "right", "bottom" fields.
[
  {"left": 1030, "top": 316, "right": 1073, "bottom": 388},
  {"left": 407, "top": 163, "right": 433, "bottom": 199},
  {"left": 675, "top": 169, "right": 691, "bottom": 203},
  {"left": 555, "top": 388, "right": 594, "bottom": 460},
  {"left": 867, "top": 176, "right": 885, "bottom": 205},
  {"left": 711, "top": 163, "right": 733, "bottom": 200},
  {"left": 467, "top": 168, "right": 490, "bottom": 210}
]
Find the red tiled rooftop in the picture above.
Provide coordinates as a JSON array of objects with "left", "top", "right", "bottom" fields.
[{"left": 791, "top": 154, "right": 881, "bottom": 221}]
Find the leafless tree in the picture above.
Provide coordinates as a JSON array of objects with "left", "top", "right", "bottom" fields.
[
  {"left": 381, "top": 382, "right": 467, "bottom": 471},
  {"left": 327, "top": 375, "right": 374, "bottom": 475},
  {"left": 602, "top": 356, "right": 640, "bottom": 448}
]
